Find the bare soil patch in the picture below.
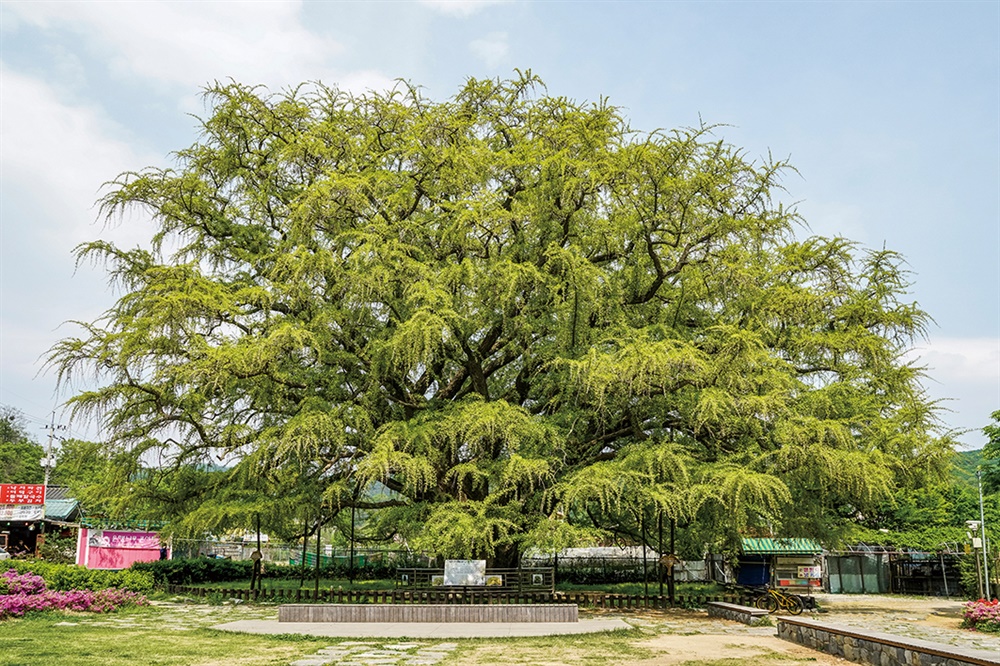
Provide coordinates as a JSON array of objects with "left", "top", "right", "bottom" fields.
[{"left": 634, "top": 634, "right": 848, "bottom": 665}]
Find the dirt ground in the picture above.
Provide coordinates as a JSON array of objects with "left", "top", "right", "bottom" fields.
[
  {"left": 636, "top": 595, "right": 969, "bottom": 665},
  {"left": 634, "top": 633, "right": 849, "bottom": 665},
  {"left": 458, "top": 594, "right": 985, "bottom": 666}
]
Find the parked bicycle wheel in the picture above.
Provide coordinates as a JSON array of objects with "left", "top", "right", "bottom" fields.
[
  {"left": 785, "top": 594, "right": 804, "bottom": 615},
  {"left": 755, "top": 593, "right": 778, "bottom": 613}
]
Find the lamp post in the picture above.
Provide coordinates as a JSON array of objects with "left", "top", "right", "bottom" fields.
[
  {"left": 977, "top": 470, "right": 991, "bottom": 597},
  {"left": 967, "top": 520, "right": 984, "bottom": 598}
]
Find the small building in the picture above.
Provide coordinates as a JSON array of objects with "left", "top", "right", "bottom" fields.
[
  {"left": 737, "top": 538, "right": 823, "bottom": 592},
  {"left": 1, "top": 485, "right": 80, "bottom": 556},
  {"left": 825, "top": 544, "right": 960, "bottom": 596},
  {"left": 75, "top": 518, "right": 169, "bottom": 570}
]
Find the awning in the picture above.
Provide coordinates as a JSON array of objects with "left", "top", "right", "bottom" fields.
[
  {"left": 741, "top": 538, "right": 822, "bottom": 555},
  {"left": 44, "top": 499, "right": 80, "bottom": 522}
]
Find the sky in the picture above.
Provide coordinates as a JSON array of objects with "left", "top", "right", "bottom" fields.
[{"left": 0, "top": 0, "right": 997, "bottom": 450}]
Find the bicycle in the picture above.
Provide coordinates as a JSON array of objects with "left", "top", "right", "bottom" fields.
[{"left": 753, "top": 586, "right": 804, "bottom": 615}]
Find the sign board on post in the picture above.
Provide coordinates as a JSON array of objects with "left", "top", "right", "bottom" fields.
[
  {"left": 443, "top": 559, "right": 487, "bottom": 586},
  {"left": 797, "top": 566, "right": 822, "bottom": 579},
  {"left": 0, "top": 484, "right": 46, "bottom": 505}
]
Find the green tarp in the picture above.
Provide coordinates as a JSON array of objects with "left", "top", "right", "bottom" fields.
[
  {"left": 741, "top": 537, "right": 822, "bottom": 555},
  {"left": 43, "top": 499, "right": 80, "bottom": 521}
]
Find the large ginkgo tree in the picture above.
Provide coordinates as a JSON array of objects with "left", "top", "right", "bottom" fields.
[{"left": 50, "top": 73, "right": 952, "bottom": 562}]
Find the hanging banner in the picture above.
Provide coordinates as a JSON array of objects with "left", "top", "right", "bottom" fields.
[
  {"left": 87, "top": 530, "right": 161, "bottom": 550},
  {"left": 0, "top": 504, "right": 44, "bottom": 520},
  {"left": 0, "top": 484, "right": 46, "bottom": 505}
]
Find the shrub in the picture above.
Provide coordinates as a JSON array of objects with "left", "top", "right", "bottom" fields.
[
  {"left": 962, "top": 598, "right": 1000, "bottom": 633},
  {"left": 0, "top": 570, "right": 46, "bottom": 595},
  {"left": 956, "top": 555, "right": 984, "bottom": 600},
  {"left": 131, "top": 553, "right": 429, "bottom": 586},
  {"left": 3, "top": 560, "right": 154, "bottom": 593},
  {"left": 131, "top": 557, "right": 253, "bottom": 585},
  {"left": 0, "top": 568, "right": 148, "bottom": 620}
]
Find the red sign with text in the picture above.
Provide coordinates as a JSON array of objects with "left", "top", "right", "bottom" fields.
[{"left": 0, "top": 484, "right": 46, "bottom": 505}]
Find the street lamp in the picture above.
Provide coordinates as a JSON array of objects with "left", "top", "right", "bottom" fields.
[{"left": 976, "top": 470, "right": 991, "bottom": 597}]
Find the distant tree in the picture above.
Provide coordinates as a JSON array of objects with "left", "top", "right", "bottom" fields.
[
  {"left": 983, "top": 410, "right": 1000, "bottom": 493},
  {"left": 49, "top": 74, "right": 951, "bottom": 560},
  {"left": 0, "top": 407, "right": 43, "bottom": 484}
]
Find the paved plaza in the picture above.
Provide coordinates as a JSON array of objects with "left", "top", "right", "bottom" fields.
[{"left": 202, "top": 593, "right": 1000, "bottom": 665}]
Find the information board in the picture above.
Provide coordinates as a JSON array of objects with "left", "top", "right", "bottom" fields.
[
  {"left": 0, "top": 484, "right": 46, "bottom": 505},
  {"left": 443, "top": 559, "right": 486, "bottom": 586}
]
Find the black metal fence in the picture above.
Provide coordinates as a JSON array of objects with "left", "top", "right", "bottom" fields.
[{"left": 165, "top": 584, "right": 755, "bottom": 609}]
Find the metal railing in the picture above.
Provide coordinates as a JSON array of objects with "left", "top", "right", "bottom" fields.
[{"left": 395, "top": 567, "right": 554, "bottom": 592}]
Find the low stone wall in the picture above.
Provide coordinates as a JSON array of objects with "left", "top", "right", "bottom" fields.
[
  {"left": 706, "top": 601, "right": 770, "bottom": 626},
  {"left": 278, "top": 603, "right": 579, "bottom": 623},
  {"left": 777, "top": 617, "right": 1000, "bottom": 666}
]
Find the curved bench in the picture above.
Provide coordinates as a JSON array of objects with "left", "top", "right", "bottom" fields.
[{"left": 706, "top": 601, "right": 770, "bottom": 626}]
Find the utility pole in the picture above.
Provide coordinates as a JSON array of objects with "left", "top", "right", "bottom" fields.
[
  {"left": 42, "top": 413, "right": 60, "bottom": 487},
  {"left": 39, "top": 413, "right": 64, "bottom": 538},
  {"left": 977, "top": 470, "right": 991, "bottom": 597}
]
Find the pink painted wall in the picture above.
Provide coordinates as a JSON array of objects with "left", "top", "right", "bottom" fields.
[
  {"left": 88, "top": 546, "right": 161, "bottom": 569},
  {"left": 76, "top": 527, "right": 167, "bottom": 570}
]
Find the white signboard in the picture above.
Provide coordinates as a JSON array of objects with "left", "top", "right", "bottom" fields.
[
  {"left": 443, "top": 559, "right": 487, "bottom": 586},
  {"left": 797, "top": 566, "right": 822, "bottom": 579},
  {"left": 0, "top": 504, "right": 44, "bottom": 521}
]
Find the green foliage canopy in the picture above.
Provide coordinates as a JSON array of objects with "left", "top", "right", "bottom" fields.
[
  {"left": 0, "top": 407, "right": 43, "bottom": 484},
  {"left": 983, "top": 411, "right": 1000, "bottom": 493},
  {"left": 49, "top": 74, "right": 951, "bottom": 559}
]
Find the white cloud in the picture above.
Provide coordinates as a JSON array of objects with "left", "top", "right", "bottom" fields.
[
  {"left": 3, "top": 1, "right": 347, "bottom": 92},
  {"left": 0, "top": 66, "right": 156, "bottom": 249},
  {"left": 0, "top": 68, "right": 159, "bottom": 429},
  {"left": 910, "top": 338, "right": 1000, "bottom": 383},
  {"left": 470, "top": 32, "right": 509, "bottom": 68},
  {"left": 420, "top": 0, "right": 512, "bottom": 17},
  {"left": 907, "top": 337, "right": 1000, "bottom": 447}
]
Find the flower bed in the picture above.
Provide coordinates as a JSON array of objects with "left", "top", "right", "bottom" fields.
[
  {"left": 962, "top": 598, "right": 1000, "bottom": 633},
  {"left": 1, "top": 569, "right": 148, "bottom": 620}
]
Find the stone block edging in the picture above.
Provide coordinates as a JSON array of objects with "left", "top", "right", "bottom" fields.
[
  {"left": 278, "top": 603, "right": 579, "bottom": 623},
  {"left": 706, "top": 601, "right": 771, "bottom": 626},
  {"left": 777, "top": 616, "right": 1000, "bottom": 666}
]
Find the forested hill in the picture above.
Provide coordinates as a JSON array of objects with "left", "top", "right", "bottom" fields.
[{"left": 953, "top": 449, "right": 983, "bottom": 485}]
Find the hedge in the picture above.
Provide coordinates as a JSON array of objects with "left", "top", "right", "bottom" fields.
[
  {"left": 3, "top": 560, "right": 154, "bottom": 594},
  {"left": 131, "top": 554, "right": 429, "bottom": 585}
]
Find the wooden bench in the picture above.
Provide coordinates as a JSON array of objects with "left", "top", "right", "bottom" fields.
[
  {"left": 706, "top": 601, "right": 770, "bottom": 626},
  {"left": 278, "top": 603, "right": 579, "bottom": 623}
]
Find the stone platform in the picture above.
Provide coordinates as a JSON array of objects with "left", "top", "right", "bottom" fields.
[{"left": 278, "top": 603, "right": 578, "bottom": 623}]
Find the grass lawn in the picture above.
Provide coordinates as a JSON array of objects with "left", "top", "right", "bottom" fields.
[
  {"left": 0, "top": 606, "right": 330, "bottom": 666},
  {"left": 0, "top": 598, "right": 839, "bottom": 666}
]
